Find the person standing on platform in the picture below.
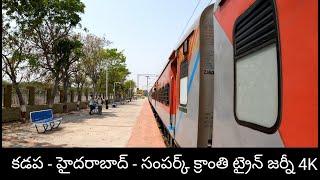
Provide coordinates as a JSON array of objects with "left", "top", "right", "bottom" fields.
[
  {"left": 89, "top": 95, "right": 94, "bottom": 115},
  {"left": 97, "top": 95, "right": 104, "bottom": 115}
]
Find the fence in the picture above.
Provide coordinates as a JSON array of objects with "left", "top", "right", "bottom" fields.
[
  {"left": 75, "top": 95, "right": 87, "bottom": 102},
  {"left": 35, "top": 90, "right": 47, "bottom": 105},
  {"left": 2, "top": 87, "right": 5, "bottom": 107},
  {"left": 12, "top": 93, "right": 29, "bottom": 107},
  {"left": 2, "top": 84, "right": 89, "bottom": 108},
  {"left": 54, "top": 95, "right": 60, "bottom": 104},
  {"left": 11, "top": 89, "right": 29, "bottom": 107}
]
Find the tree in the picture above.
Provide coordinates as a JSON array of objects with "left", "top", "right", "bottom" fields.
[
  {"left": 3, "top": 0, "right": 85, "bottom": 108},
  {"left": 123, "top": 80, "right": 136, "bottom": 98},
  {"left": 104, "top": 48, "right": 130, "bottom": 99},
  {"left": 82, "top": 33, "right": 111, "bottom": 96},
  {"left": 53, "top": 35, "right": 83, "bottom": 112},
  {"left": 96, "top": 69, "right": 107, "bottom": 97},
  {"left": 2, "top": 10, "right": 35, "bottom": 122},
  {"left": 72, "top": 59, "right": 87, "bottom": 103}
]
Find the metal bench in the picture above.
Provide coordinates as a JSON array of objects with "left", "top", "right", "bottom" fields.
[{"left": 30, "top": 109, "right": 62, "bottom": 134}]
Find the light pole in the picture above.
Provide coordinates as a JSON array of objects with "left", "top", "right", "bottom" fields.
[
  {"left": 128, "top": 81, "right": 131, "bottom": 101},
  {"left": 137, "top": 74, "right": 158, "bottom": 91},
  {"left": 129, "top": 80, "right": 134, "bottom": 101},
  {"left": 105, "top": 61, "right": 108, "bottom": 109},
  {"left": 146, "top": 76, "right": 149, "bottom": 96},
  {"left": 113, "top": 82, "right": 121, "bottom": 107}
]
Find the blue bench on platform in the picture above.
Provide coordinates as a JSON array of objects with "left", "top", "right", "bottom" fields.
[{"left": 30, "top": 109, "right": 62, "bottom": 133}]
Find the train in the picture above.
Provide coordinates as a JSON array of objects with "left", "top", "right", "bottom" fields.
[{"left": 148, "top": 0, "right": 318, "bottom": 148}]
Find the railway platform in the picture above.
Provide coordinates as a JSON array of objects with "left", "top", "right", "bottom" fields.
[
  {"left": 2, "top": 99, "right": 166, "bottom": 148},
  {"left": 126, "top": 99, "right": 166, "bottom": 147}
]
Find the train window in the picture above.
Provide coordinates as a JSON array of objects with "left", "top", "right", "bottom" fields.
[
  {"left": 183, "top": 40, "right": 189, "bottom": 55},
  {"left": 233, "top": 0, "right": 281, "bottom": 134},
  {"left": 161, "top": 83, "right": 169, "bottom": 106},
  {"left": 159, "top": 87, "right": 162, "bottom": 103},
  {"left": 162, "top": 87, "right": 164, "bottom": 103},
  {"left": 175, "top": 49, "right": 179, "bottom": 59},
  {"left": 161, "top": 87, "right": 164, "bottom": 103},
  {"left": 166, "top": 84, "right": 170, "bottom": 106},
  {"left": 161, "top": 87, "right": 163, "bottom": 103},
  {"left": 180, "top": 59, "right": 188, "bottom": 106}
]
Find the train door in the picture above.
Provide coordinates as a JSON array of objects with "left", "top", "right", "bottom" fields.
[
  {"left": 212, "top": 0, "right": 284, "bottom": 147},
  {"left": 154, "top": 81, "right": 159, "bottom": 108},
  {"left": 154, "top": 86, "right": 157, "bottom": 108},
  {"left": 169, "top": 59, "right": 177, "bottom": 146},
  {"left": 211, "top": 0, "right": 318, "bottom": 147}
]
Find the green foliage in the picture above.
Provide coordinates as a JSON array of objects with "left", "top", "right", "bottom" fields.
[
  {"left": 3, "top": 0, "right": 85, "bottom": 30},
  {"left": 54, "top": 37, "right": 83, "bottom": 68},
  {"left": 81, "top": 33, "right": 110, "bottom": 95},
  {"left": 3, "top": 0, "right": 85, "bottom": 106},
  {"left": 106, "top": 48, "right": 131, "bottom": 88},
  {"left": 19, "top": 81, "right": 54, "bottom": 90},
  {"left": 2, "top": 5, "right": 33, "bottom": 87},
  {"left": 2, "top": 1, "right": 133, "bottom": 102},
  {"left": 96, "top": 48, "right": 131, "bottom": 97},
  {"left": 122, "top": 80, "right": 136, "bottom": 97},
  {"left": 3, "top": 0, "right": 85, "bottom": 76},
  {"left": 2, "top": 80, "right": 10, "bottom": 85}
]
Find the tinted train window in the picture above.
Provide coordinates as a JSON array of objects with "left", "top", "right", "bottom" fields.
[
  {"left": 233, "top": 0, "right": 281, "bottom": 134},
  {"left": 180, "top": 59, "right": 188, "bottom": 106},
  {"left": 166, "top": 84, "right": 169, "bottom": 106},
  {"left": 160, "top": 87, "right": 162, "bottom": 103}
]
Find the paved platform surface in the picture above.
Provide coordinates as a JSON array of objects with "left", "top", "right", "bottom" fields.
[
  {"left": 126, "top": 100, "right": 166, "bottom": 147},
  {"left": 2, "top": 99, "right": 166, "bottom": 148}
]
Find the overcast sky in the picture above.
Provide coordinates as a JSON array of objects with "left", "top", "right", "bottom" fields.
[{"left": 80, "top": 0, "right": 215, "bottom": 90}]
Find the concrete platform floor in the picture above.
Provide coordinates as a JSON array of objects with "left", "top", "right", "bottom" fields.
[
  {"left": 2, "top": 99, "right": 166, "bottom": 148},
  {"left": 126, "top": 100, "right": 166, "bottom": 147}
]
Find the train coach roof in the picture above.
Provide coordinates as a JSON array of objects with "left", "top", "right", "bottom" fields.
[
  {"left": 152, "top": 4, "right": 215, "bottom": 88},
  {"left": 175, "top": 17, "right": 200, "bottom": 50},
  {"left": 151, "top": 4, "right": 214, "bottom": 90},
  {"left": 151, "top": 16, "right": 201, "bottom": 89}
]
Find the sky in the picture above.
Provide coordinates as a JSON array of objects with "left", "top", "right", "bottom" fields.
[{"left": 79, "top": 0, "right": 215, "bottom": 90}]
